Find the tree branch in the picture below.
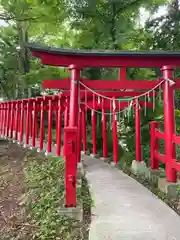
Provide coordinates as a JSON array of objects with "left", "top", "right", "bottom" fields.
[
  {"left": 0, "top": 35, "right": 14, "bottom": 47},
  {"left": 0, "top": 64, "right": 10, "bottom": 99},
  {"left": 0, "top": 79, "right": 10, "bottom": 99},
  {"left": 116, "top": 0, "right": 144, "bottom": 14},
  {"left": 0, "top": 14, "right": 45, "bottom": 22},
  {"left": 110, "top": 3, "right": 118, "bottom": 49},
  {"left": 95, "top": 9, "right": 112, "bottom": 23}
]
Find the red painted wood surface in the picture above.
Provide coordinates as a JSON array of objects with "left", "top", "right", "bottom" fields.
[{"left": 31, "top": 48, "right": 180, "bottom": 68}]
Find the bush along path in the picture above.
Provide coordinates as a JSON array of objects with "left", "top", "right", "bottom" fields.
[{"left": 0, "top": 140, "right": 92, "bottom": 240}]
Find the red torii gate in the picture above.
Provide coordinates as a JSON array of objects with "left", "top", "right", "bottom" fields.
[{"left": 27, "top": 43, "right": 180, "bottom": 207}]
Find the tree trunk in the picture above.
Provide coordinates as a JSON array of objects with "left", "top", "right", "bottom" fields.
[
  {"left": 111, "top": 3, "right": 118, "bottom": 49},
  {"left": 16, "top": 21, "right": 30, "bottom": 98}
]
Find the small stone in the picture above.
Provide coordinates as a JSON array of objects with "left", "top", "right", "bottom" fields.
[{"left": 158, "top": 178, "right": 180, "bottom": 198}]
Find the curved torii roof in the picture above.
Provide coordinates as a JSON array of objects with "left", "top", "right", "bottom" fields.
[{"left": 26, "top": 43, "right": 180, "bottom": 68}]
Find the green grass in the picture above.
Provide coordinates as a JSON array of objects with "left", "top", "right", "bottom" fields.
[{"left": 24, "top": 153, "right": 91, "bottom": 240}]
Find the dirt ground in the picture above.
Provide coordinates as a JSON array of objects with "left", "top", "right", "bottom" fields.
[{"left": 0, "top": 140, "right": 34, "bottom": 240}]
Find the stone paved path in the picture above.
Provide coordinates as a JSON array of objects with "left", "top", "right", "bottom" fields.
[{"left": 82, "top": 154, "right": 180, "bottom": 240}]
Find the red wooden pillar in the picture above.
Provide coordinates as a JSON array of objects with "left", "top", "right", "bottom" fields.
[
  {"left": 162, "top": 65, "right": 177, "bottom": 182},
  {"left": 64, "top": 64, "right": 80, "bottom": 207},
  {"left": 6, "top": 103, "right": 9, "bottom": 137},
  {"left": 25, "top": 100, "right": 30, "bottom": 146},
  {"left": 23, "top": 102, "right": 26, "bottom": 139},
  {"left": 5, "top": 102, "right": 10, "bottom": 137},
  {"left": 32, "top": 100, "right": 37, "bottom": 148},
  {"left": 150, "top": 121, "right": 159, "bottom": 169},
  {"left": 0, "top": 103, "right": 2, "bottom": 135},
  {"left": 29, "top": 106, "right": 32, "bottom": 138},
  {"left": 20, "top": 100, "right": 24, "bottom": 143},
  {"left": 63, "top": 99, "right": 69, "bottom": 156},
  {"left": 39, "top": 99, "right": 45, "bottom": 151},
  {"left": 2, "top": 103, "right": 4, "bottom": 136},
  {"left": 8, "top": 102, "right": 10, "bottom": 137},
  {"left": 81, "top": 108, "right": 87, "bottom": 153},
  {"left": 1, "top": 103, "right": 3, "bottom": 136},
  {"left": 3, "top": 102, "right": 6, "bottom": 136},
  {"left": 47, "top": 97, "right": 53, "bottom": 153},
  {"left": 64, "top": 99, "right": 69, "bottom": 127},
  {"left": 4, "top": 103, "right": 7, "bottom": 136},
  {"left": 119, "top": 67, "right": 126, "bottom": 81},
  {"left": 102, "top": 98, "right": 108, "bottom": 159},
  {"left": 17, "top": 101, "right": 21, "bottom": 136},
  {"left": 55, "top": 99, "right": 58, "bottom": 144},
  {"left": 91, "top": 94, "right": 97, "bottom": 157},
  {"left": 15, "top": 101, "right": 20, "bottom": 140},
  {"left": 77, "top": 107, "right": 82, "bottom": 162},
  {"left": 1, "top": 103, "right": 4, "bottom": 136},
  {"left": 9, "top": 102, "right": 15, "bottom": 139},
  {"left": 3, "top": 102, "right": 7, "bottom": 137},
  {"left": 135, "top": 99, "right": 142, "bottom": 162},
  {"left": 56, "top": 97, "right": 62, "bottom": 156},
  {"left": 2, "top": 102, "right": 5, "bottom": 136},
  {"left": 12, "top": 103, "right": 16, "bottom": 137},
  {"left": 7, "top": 103, "right": 10, "bottom": 136},
  {"left": 35, "top": 107, "right": 39, "bottom": 139},
  {"left": 112, "top": 98, "right": 118, "bottom": 164},
  {"left": 3, "top": 103, "right": 7, "bottom": 137},
  {"left": 3, "top": 103, "right": 5, "bottom": 136},
  {"left": 36, "top": 101, "right": 41, "bottom": 139},
  {"left": 17, "top": 101, "right": 21, "bottom": 140},
  {"left": 8, "top": 102, "right": 12, "bottom": 138}
]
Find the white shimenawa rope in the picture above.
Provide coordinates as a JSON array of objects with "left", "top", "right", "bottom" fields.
[
  {"left": 79, "top": 78, "right": 174, "bottom": 116},
  {"left": 80, "top": 91, "right": 160, "bottom": 116},
  {"left": 80, "top": 101, "right": 131, "bottom": 115},
  {"left": 79, "top": 78, "right": 174, "bottom": 102}
]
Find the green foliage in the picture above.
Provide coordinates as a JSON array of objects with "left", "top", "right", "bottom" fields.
[
  {"left": 68, "top": 0, "right": 146, "bottom": 50},
  {"left": 0, "top": 0, "right": 69, "bottom": 99},
  {"left": 176, "top": 109, "right": 180, "bottom": 134},
  {"left": 145, "top": 0, "right": 180, "bottom": 50},
  {"left": 0, "top": 0, "right": 169, "bottom": 99}
]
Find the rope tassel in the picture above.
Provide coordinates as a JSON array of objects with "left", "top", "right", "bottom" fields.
[
  {"left": 78, "top": 78, "right": 165, "bottom": 118},
  {"left": 153, "top": 90, "right": 155, "bottom": 112},
  {"left": 110, "top": 99, "right": 112, "bottom": 125},
  {"left": 118, "top": 100, "right": 121, "bottom": 122},
  {"left": 144, "top": 95, "right": 147, "bottom": 116},
  {"left": 165, "top": 78, "right": 175, "bottom": 87}
]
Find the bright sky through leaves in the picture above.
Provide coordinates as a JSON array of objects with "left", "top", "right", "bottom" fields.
[{"left": 139, "top": 6, "right": 167, "bottom": 26}]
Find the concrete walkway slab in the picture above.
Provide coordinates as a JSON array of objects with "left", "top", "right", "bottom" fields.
[{"left": 82, "top": 154, "right": 180, "bottom": 240}]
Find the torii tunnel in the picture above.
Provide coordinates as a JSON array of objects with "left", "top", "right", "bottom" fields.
[{"left": 2, "top": 43, "right": 180, "bottom": 207}]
